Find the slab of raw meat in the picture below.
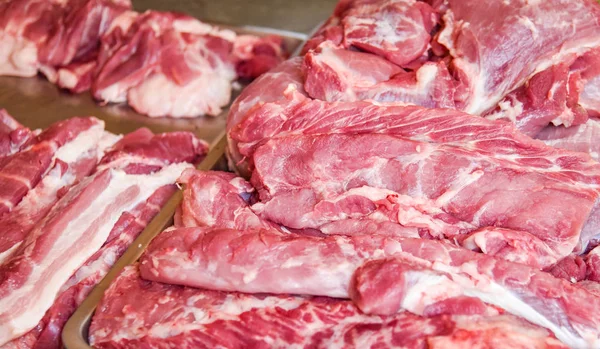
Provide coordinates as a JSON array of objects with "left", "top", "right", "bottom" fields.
[
  {"left": 2, "top": 186, "right": 176, "bottom": 349},
  {"left": 0, "top": 0, "right": 131, "bottom": 81},
  {"left": 0, "top": 109, "right": 34, "bottom": 158},
  {"left": 436, "top": 0, "right": 600, "bottom": 116},
  {"left": 536, "top": 118, "right": 600, "bottom": 162},
  {"left": 0, "top": 149, "right": 194, "bottom": 346},
  {"left": 0, "top": 125, "right": 207, "bottom": 349},
  {"left": 92, "top": 10, "right": 286, "bottom": 118},
  {"left": 92, "top": 265, "right": 566, "bottom": 349},
  {"left": 140, "top": 224, "right": 600, "bottom": 348},
  {"left": 0, "top": 117, "right": 104, "bottom": 217},
  {"left": 303, "top": 43, "right": 456, "bottom": 108},
  {"left": 250, "top": 133, "right": 600, "bottom": 265},
  {"left": 0, "top": 140, "right": 102, "bottom": 264}
]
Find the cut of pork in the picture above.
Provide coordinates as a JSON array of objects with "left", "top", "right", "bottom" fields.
[
  {"left": 0, "top": 109, "right": 34, "bottom": 158},
  {"left": 140, "top": 224, "right": 600, "bottom": 348},
  {"left": 302, "top": 0, "right": 439, "bottom": 68},
  {"left": 92, "top": 265, "right": 566, "bottom": 349},
  {"left": 2, "top": 186, "right": 176, "bottom": 349},
  {"left": 92, "top": 10, "right": 286, "bottom": 118},
  {"left": 0, "top": 0, "right": 131, "bottom": 81},
  {"left": 436, "top": 0, "right": 600, "bottom": 116},
  {"left": 302, "top": 43, "right": 456, "bottom": 108},
  {"left": 0, "top": 117, "right": 104, "bottom": 217},
  {"left": 0, "top": 125, "right": 207, "bottom": 348}
]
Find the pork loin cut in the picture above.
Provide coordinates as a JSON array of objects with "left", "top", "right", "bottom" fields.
[
  {"left": 140, "top": 224, "right": 600, "bottom": 349},
  {"left": 92, "top": 265, "right": 566, "bottom": 349}
]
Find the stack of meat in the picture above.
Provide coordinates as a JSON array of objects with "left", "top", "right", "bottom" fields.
[
  {"left": 0, "top": 109, "right": 208, "bottom": 349},
  {"left": 0, "top": 0, "right": 287, "bottom": 117},
  {"left": 90, "top": 0, "right": 600, "bottom": 348}
]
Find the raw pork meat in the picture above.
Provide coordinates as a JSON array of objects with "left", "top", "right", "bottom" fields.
[
  {"left": 0, "top": 0, "right": 131, "bottom": 82},
  {"left": 0, "top": 117, "right": 103, "bottom": 216},
  {"left": 92, "top": 10, "right": 286, "bottom": 118},
  {"left": 0, "top": 123, "right": 203, "bottom": 346},
  {"left": 91, "top": 265, "right": 567, "bottom": 349},
  {"left": 437, "top": 0, "right": 600, "bottom": 116},
  {"left": 140, "top": 225, "right": 600, "bottom": 348},
  {"left": 0, "top": 109, "right": 34, "bottom": 158},
  {"left": 0, "top": 126, "right": 207, "bottom": 348}
]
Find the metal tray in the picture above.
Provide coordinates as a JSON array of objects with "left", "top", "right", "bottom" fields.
[{"left": 0, "top": 24, "right": 307, "bottom": 143}]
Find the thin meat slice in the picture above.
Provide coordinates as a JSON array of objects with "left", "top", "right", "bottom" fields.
[
  {"left": 232, "top": 34, "right": 287, "bottom": 80},
  {"left": 1, "top": 126, "right": 206, "bottom": 348},
  {"left": 0, "top": 109, "right": 34, "bottom": 158},
  {"left": 92, "top": 265, "right": 566, "bottom": 349},
  {"left": 251, "top": 133, "right": 599, "bottom": 265},
  {"left": 139, "top": 226, "right": 600, "bottom": 348},
  {"left": 303, "top": 43, "right": 456, "bottom": 108},
  {"left": 0, "top": 117, "right": 104, "bottom": 217}
]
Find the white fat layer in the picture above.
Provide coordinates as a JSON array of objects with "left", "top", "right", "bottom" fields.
[
  {"left": 464, "top": 280, "right": 588, "bottom": 348},
  {"left": 55, "top": 122, "right": 105, "bottom": 163},
  {"left": 486, "top": 98, "right": 524, "bottom": 123},
  {"left": 0, "top": 162, "right": 191, "bottom": 345},
  {"left": 0, "top": 242, "right": 20, "bottom": 265}
]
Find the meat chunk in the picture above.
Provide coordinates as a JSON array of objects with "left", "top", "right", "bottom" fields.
[
  {"left": 140, "top": 225, "right": 600, "bottom": 348},
  {"left": 92, "top": 265, "right": 567, "bottom": 349}
]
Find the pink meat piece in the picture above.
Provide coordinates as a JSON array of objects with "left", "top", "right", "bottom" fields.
[
  {"left": 0, "top": 117, "right": 103, "bottom": 217},
  {"left": 0, "top": 109, "right": 34, "bottom": 158},
  {"left": 0, "top": 150, "right": 99, "bottom": 264},
  {"left": 1, "top": 127, "right": 206, "bottom": 348},
  {"left": 92, "top": 265, "right": 566, "bottom": 349},
  {"left": 140, "top": 225, "right": 600, "bottom": 348},
  {"left": 586, "top": 246, "right": 600, "bottom": 282},
  {"left": 176, "top": 169, "right": 274, "bottom": 230},
  {"left": 302, "top": 0, "right": 439, "bottom": 68},
  {"left": 232, "top": 34, "right": 287, "bottom": 80},
  {"left": 303, "top": 43, "right": 456, "bottom": 108},
  {"left": 250, "top": 131, "right": 599, "bottom": 265},
  {"left": 571, "top": 47, "right": 600, "bottom": 118},
  {"left": 545, "top": 255, "right": 587, "bottom": 283},
  {"left": 436, "top": 0, "right": 600, "bottom": 115},
  {"left": 485, "top": 61, "right": 588, "bottom": 137},
  {"left": 0, "top": 123, "right": 207, "bottom": 345},
  {"left": 92, "top": 11, "right": 237, "bottom": 117},
  {"left": 536, "top": 118, "right": 600, "bottom": 162},
  {"left": 0, "top": 0, "right": 131, "bottom": 83},
  {"left": 96, "top": 129, "right": 208, "bottom": 173}
]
